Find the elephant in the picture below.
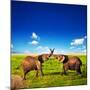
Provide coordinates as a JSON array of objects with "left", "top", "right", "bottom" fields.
[
  {"left": 11, "top": 75, "right": 24, "bottom": 90},
  {"left": 55, "top": 55, "right": 82, "bottom": 75},
  {"left": 21, "top": 48, "right": 54, "bottom": 80}
]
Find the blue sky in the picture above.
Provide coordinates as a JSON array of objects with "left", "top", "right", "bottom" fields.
[{"left": 11, "top": 1, "right": 87, "bottom": 54}]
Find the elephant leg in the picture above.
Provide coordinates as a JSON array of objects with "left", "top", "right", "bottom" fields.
[
  {"left": 76, "top": 68, "right": 82, "bottom": 75},
  {"left": 40, "top": 65, "right": 44, "bottom": 76},
  {"left": 63, "top": 64, "right": 68, "bottom": 75},
  {"left": 76, "top": 65, "right": 82, "bottom": 75},
  {"left": 36, "top": 69, "right": 43, "bottom": 78},
  {"left": 36, "top": 61, "right": 43, "bottom": 78},
  {"left": 23, "top": 70, "right": 29, "bottom": 80},
  {"left": 36, "top": 70, "right": 39, "bottom": 77},
  {"left": 39, "top": 66, "right": 43, "bottom": 78},
  {"left": 23, "top": 72, "right": 26, "bottom": 80},
  {"left": 63, "top": 67, "right": 67, "bottom": 75}
]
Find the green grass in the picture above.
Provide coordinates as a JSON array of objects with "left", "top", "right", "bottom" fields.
[{"left": 11, "top": 55, "right": 87, "bottom": 89}]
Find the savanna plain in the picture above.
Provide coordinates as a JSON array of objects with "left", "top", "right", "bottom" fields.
[{"left": 11, "top": 55, "right": 87, "bottom": 88}]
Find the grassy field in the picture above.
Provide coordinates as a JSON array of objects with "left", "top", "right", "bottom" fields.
[{"left": 11, "top": 54, "right": 87, "bottom": 89}]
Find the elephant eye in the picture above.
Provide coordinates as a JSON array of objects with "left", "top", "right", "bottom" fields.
[{"left": 56, "top": 57, "right": 57, "bottom": 59}]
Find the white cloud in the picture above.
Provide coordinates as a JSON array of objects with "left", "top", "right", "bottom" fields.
[
  {"left": 71, "top": 38, "right": 84, "bottom": 46},
  {"left": 36, "top": 46, "right": 49, "bottom": 51},
  {"left": 82, "top": 45, "right": 86, "bottom": 49},
  {"left": 29, "top": 32, "right": 40, "bottom": 46},
  {"left": 36, "top": 46, "right": 67, "bottom": 54},
  {"left": 31, "top": 32, "right": 40, "bottom": 40},
  {"left": 36, "top": 46, "right": 50, "bottom": 53},
  {"left": 50, "top": 48, "right": 67, "bottom": 54},
  {"left": 54, "top": 50, "right": 63, "bottom": 54},
  {"left": 82, "top": 49, "right": 86, "bottom": 53},
  {"left": 36, "top": 46, "right": 43, "bottom": 49},
  {"left": 81, "top": 45, "right": 86, "bottom": 53},
  {"left": 69, "top": 36, "right": 87, "bottom": 54},
  {"left": 70, "top": 36, "right": 87, "bottom": 46},
  {"left": 11, "top": 44, "right": 13, "bottom": 49},
  {"left": 29, "top": 40, "right": 39, "bottom": 45},
  {"left": 24, "top": 50, "right": 31, "bottom": 54},
  {"left": 69, "top": 46, "right": 75, "bottom": 49}
]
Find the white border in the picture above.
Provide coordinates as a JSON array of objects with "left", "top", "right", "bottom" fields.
[
  {"left": 0, "top": 0, "right": 10, "bottom": 90},
  {"left": 0, "top": 0, "right": 89, "bottom": 90},
  {"left": 16, "top": 0, "right": 87, "bottom": 5}
]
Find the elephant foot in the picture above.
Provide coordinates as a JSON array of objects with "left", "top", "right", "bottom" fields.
[
  {"left": 23, "top": 77, "right": 26, "bottom": 80},
  {"left": 61, "top": 72, "right": 67, "bottom": 75}
]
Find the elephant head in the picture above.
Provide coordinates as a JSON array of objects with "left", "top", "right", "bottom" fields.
[
  {"left": 56, "top": 55, "right": 68, "bottom": 63},
  {"left": 38, "top": 48, "right": 55, "bottom": 62}
]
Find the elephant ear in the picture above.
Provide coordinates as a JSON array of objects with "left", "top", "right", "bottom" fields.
[
  {"left": 60, "top": 55, "right": 65, "bottom": 62},
  {"left": 38, "top": 55, "right": 44, "bottom": 63}
]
